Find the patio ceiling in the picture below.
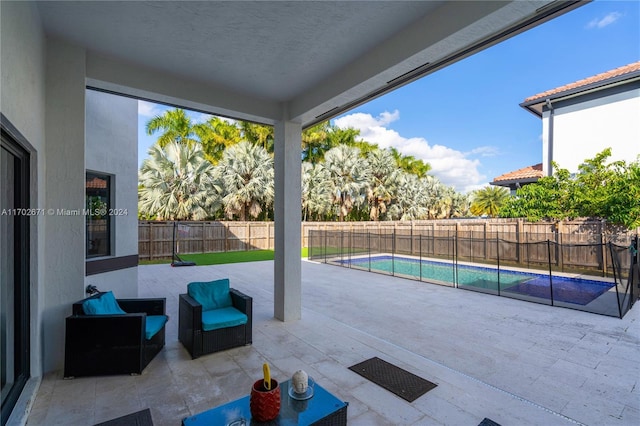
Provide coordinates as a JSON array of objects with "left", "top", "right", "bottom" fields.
[{"left": 36, "top": 0, "right": 585, "bottom": 126}]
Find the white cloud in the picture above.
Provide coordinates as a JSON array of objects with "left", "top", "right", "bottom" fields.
[
  {"left": 334, "top": 111, "right": 487, "bottom": 193},
  {"left": 190, "top": 112, "right": 214, "bottom": 124},
  {"left": 138, "top": 102, "right": 218, "bottom": 125},
  {"left": 138, "top": 100, "right": 164, "bottom": 118},
  {"left": 468, "top": 146, "right": 499, "bottom": 157},
  {"left": 586, "top": 12, "right": 622, "bottom": 29}
]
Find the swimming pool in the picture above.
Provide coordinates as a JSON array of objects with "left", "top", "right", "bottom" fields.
[{"left": 340, "top": 255, "right": 614, "bottom": 306}]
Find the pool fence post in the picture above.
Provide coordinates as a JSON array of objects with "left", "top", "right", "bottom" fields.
[
  {"left": 340, "top": 230, "right": 344, "bottom": 267},
  {"left": 348, "top": 229, "right": 352, "bottom": 268},
  {"left": 608, "top": 242, "right": 623, "bottom": 318},
  {"left": 633, "top": 235, "right": 639, "bottom": 307},
  {"left": 525, "top": 232, "right": 530, "bottom": 270},
  {"left": 392, "top": 229, "right": 396, "bottom": 276},
  {"left": 600, "top": 227, "right": 606, "bottom": 277},
  {"left": 455, "top": 227, "right": 459, "bottom": 288},
  {"left": 496, "top": 234, "right": 500, "bottom": 296},
  {"left": 410, "top": 221, "right": 414, "bottom": 255},
  {"left": 630, "top": 235, "right": 639, "bottom": 312},
  {"left": 547, "top": 239, "right": 555, "bottom": 306},
  {"left": 368, "top": 231, "right": 371, "bottom": 272},
  {"left": 419, "top": 234, "right": 423, "bottom": 282},
  {"left": 324, "top": 229, "right": 328, "bottom": 264}
]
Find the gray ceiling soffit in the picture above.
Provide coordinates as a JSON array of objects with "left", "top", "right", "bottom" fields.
[{"left": 304, "top": 0, "right": 586, "bottom": 129}]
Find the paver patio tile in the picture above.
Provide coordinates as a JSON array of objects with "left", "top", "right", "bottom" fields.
[
  {"left": 349, "top": 381, "right": 425, "bottom": 424},
  {"left": 561, "top": 391, "right": 627, "bottom": 426},
  {"left": 23, "top": 261, "right": 639, "bottom": 425}
]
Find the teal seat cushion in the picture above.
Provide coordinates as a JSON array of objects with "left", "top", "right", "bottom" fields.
[
  {"left": 82, "top": 291, "right": 126, "bottom": 315},
  {"left": 145, "top": 315, "right": 168, "bottom": 340},
  {"left": 201, "top": 307, "right": 247, "bottom": 332},
  {"left": 188, "top": 279, "right": 233, "bottom": 311}
]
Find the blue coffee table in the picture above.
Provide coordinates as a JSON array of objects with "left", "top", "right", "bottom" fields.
[{"left": 182, "top": 379, "right": 348, "bottom": 425}]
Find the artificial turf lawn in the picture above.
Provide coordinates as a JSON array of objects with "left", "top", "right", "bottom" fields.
[{"left": 140, "top": 248, "right": 308, "bottom": 266}]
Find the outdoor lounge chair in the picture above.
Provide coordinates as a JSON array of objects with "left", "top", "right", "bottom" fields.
[
  {"left": 178, "top": 278, "right": 252, "bottom": 359},
  {"left": 64, "top": 291, "right": 168, "bottom": 378}
]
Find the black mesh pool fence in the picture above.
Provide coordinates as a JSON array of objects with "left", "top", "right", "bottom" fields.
[{"left": 308, "top": 230, "right": 639, "bottom": 318}]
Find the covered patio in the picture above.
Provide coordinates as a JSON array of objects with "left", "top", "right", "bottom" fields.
[
  {"left": 27, "top": 261, "right": 639, "bottom": 425},
  {"left": 1, "top": 1, "right": 620, "bottom": 423}
]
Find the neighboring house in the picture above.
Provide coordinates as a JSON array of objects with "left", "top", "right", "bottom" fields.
[
  {"left": 523, "top": 61, "right": 640, "bottom": 176},
  {"left": 492, "top": 61, "right": 640, "bottom": 190},
  {"left": 490, "top": 163, "right": 543, "bottom": 195}
]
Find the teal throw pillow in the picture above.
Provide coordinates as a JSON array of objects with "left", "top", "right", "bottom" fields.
[
  {"left": 82, "top": 291, "right": 127, "bottom": 315},
  {"left": 188, "top": 279, "right": 233, "bottom": 311}
]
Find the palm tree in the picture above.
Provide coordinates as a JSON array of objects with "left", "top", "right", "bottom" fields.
[
  {"left": 138, "top": 142, "right": 221, "bottom": 220},
  {"left": 194, "top": 117, "right": 242, "bottom": 164},
  {"left": 146, "top": 108, "right": 199, "bottom": 148},
  {"left": 214, "top": 141, "right": 274, "bottom": 221},
  {"left": 432, "top": 186, "right": 456, "bottom": 219},
  {"left": 301, "top": 122, "right": 332, "bottom": 164},
  {"left": 422, "top": 176, "right": 449, "bottom": 219},
  {"left": 471, "top": 186, "right": 510, "bottom": 217},
  {"left": 387, "top": 172, "right": 428, "bottom": 220},
  {"left": 301, "top": 162, "right": 332, "bottom": 221},
  {"left": 240, "top": 121, "right": 274, "bottom": 153},
  {"left": 324, "top": 145, "right": 371, "bottom": 221},
  {"left": 389, "top": 147, "right": 431, "bottom": 178},
  {"left": 449, "top": 192, "right": 471, "bottom": 218},
  {"left": 327, "top": 125, "right": 361, "bottom": 146},
  {"left": 366, "top": 149, "right": 396, "bottom": 221}
]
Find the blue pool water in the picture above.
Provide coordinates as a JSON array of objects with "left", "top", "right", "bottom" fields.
[{"left": 341, "top": 255, "right": 614, "bottom": 306}]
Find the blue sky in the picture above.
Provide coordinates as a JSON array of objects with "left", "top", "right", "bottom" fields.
[{"left": 138, "top": 0, "right": 640, "bottom": 193}]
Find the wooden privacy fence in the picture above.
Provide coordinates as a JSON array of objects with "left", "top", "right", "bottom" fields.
[
  {"left": 139, "top": 221, "right": 274, "bottom": 260},
  {"left": 138, "top": 219, "right": 638, "bottom": 260}
]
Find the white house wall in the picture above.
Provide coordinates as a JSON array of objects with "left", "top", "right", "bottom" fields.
[
  {"left": 44, "top": 38, "right": 87, "bottom": 373},
  {"left": 1, "top": 1, "right": 94, "bottom": 377},
  {"left": 1, "top": 0, "right": 46, "bottom": 379},
  {"left": 543, "top": 85, "right": 640, "bottom": 174},
  {"left": 85, "top": 90, "right": 138, "bottom": 297}
]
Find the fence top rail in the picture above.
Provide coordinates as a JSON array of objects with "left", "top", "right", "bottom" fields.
[{"left": 310, "top": 229, "right": 635, "bottom": 240}]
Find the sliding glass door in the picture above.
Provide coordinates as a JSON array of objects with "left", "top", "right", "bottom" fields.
[{"left": 1, "top": 128, "right": 30, "bottom": 425}]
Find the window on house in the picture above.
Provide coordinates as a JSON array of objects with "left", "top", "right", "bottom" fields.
[{"left": 86, "top": 172, "right": 111, "bottom": 258}]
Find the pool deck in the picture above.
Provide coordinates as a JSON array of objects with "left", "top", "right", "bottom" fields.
[{"left": 25, "top": 260, "right": 639, "bottom": 425}]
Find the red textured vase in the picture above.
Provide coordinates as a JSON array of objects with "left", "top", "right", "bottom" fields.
[{"left": 250, "top": 379, "right": 281, "bottom": 422}]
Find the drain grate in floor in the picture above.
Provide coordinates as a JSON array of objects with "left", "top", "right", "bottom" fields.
[
  {"left": 349, "top": 357, "right": 437, "bottom": 402},
  {"left": 94, "top": 408, "right": 154, "bottom": 426}
]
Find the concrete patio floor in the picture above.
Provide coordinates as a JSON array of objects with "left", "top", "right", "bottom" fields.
[{"left": 26, "top": 260, "right": 639, "bottom": 425}]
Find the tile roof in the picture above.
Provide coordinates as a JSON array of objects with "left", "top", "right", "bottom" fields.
[
  {"left": 86, "top": 176, "right": 108, "bottom": 189},
  {"left": 492, "top": 163, "right": 543, "bottom": 183},
  {"left": 524, "top": 61, "right": 640, "bottom": 102}
]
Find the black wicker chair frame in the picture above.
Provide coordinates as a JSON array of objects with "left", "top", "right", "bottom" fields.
[
  {"left": 179, "top": 288, "right": 252, "bottom": 359},
  {"left": 64, "top": 295, "right": 167, "bottom": 378}
]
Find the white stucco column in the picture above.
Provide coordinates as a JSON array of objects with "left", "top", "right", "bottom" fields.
[
  {"left": 273, "top": 120, "right": 302, "bottom": 321},
  {"left": 44, "top": 39, "right": 86, "bottom": 371}
]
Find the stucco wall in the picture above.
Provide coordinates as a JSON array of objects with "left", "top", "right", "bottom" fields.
[
  {"left": 1, "top": 0, "right": 46, "bottom": 378},
  {"left": 2, "top": 3, "right": 140, "bottom": 378},
  {"left": 543, "top": 85, "right": 640, "bottom": 173},
  {"left": 43, "top": 38, "right": 87, "bottom": 372},
  {"left": 85, "top": 90, "right": 139, "bottom": 297}
]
